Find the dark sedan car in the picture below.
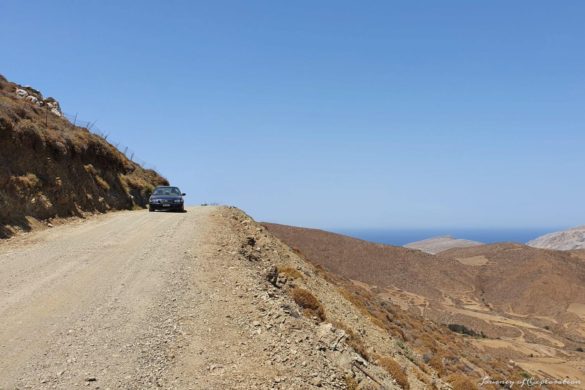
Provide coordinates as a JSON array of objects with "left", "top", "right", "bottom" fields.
[{"left": 148, "top": 186, "right": 186, "bottom": 212}]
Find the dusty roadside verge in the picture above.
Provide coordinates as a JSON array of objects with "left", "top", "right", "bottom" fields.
[{"left": 0, "top": 206, "right": 418, "bottom": 389}]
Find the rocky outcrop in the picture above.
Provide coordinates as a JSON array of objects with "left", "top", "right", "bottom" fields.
[
  {"left": 404, "top": 236, "right": 483, "bottom": 254},
  {"left": 14, "top": 84, "right": 63, "bottom": 117},
  {"left": 527, "top": 226, "right": 585, "bottom": 250}
]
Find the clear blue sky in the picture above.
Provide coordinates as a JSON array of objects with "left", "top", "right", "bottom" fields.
[{"left": 1, "top": 1, "right": 584, "bottom": 229}]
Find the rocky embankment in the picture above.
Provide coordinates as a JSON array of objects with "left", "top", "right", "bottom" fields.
[
  {"left": 0, "top": 74, "right": 167, "bottom": 237},
  {"left": 191, "top": 208, "right": 417, "bottom": 389}
]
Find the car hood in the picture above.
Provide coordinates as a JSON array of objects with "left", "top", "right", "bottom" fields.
[{"left": 150, "top": 195, "right": 183, "bottom": 201}]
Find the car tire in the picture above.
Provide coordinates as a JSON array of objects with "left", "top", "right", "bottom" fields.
[{"left": 149, "top": 206, "right": 154, "bottom": 212}]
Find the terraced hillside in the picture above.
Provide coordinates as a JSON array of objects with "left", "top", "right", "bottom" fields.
[{"left": 264, "top": 222, "right": 585, "bottom": 387}]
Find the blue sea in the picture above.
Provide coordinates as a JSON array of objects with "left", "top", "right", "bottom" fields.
[{"left": 332, "top": 228, "right": 562, "bottom": 247}]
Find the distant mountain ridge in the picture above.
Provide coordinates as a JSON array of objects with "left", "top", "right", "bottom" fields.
[
  {"left": 527, "top": 225, "right": 585, "bottom": 250},
  {"left": 404, "top": 235, "right": 483, "bottom": 254}
]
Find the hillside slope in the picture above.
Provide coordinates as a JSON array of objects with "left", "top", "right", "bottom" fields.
[
  {"left": 0, "top": 75, "right": 168, "bottom": 237},
  {"left": 264, "top": 222, "right": 585, "bottom": 387},
  {"left": 527, "top": 226, "right": 585, "bottom": 250},
  {"left": 261, "top": 223, "right": 475, "bottom": 299},
  {"left": 438, "top": 244, "right": 585, "bottom": 318}
]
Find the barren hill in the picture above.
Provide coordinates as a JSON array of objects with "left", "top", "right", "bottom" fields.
[
  {"left": 437, "top": 243, "right": 585, "bottom": 345},
  {"left": 404, "top": 236, "right": 483, "bottom": 254},
  {"left": 264, "top": 222, "right": 585, "bottom": 385},
  {"left": 261, "top": 223, "right": 475, "bottom": 299},
  {"left": 0, "top": 75, "right": 167, "bottom": 237},
  {"left": 527, "top": 226, "right": 585, "bottom": 250}
]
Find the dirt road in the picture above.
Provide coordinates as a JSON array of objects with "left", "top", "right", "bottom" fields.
[
  {"left": 0, "top": 208, "right": 208, "bottom": 388},
  {"left": 0, "top": 207, "right": 351, "bottom": 390}
]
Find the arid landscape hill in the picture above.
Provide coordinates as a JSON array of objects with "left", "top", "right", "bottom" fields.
[
  {"left": 264, "top": 222, "right": 585, "bottom": 385},
  {"left": 262, "top": 223, "right": 475, "bottom": 299},
  {"left": 528, "top": 226, "right": 585, "bottom": 251},
  {"left": 404, "top": 236, "right": 483, "bottom": 254},
  {"left": 0, "top": 75, "right": 168, "bottom": 237},
  {"left": 438, "top": 244, "right": 585, "bottom": 321}
]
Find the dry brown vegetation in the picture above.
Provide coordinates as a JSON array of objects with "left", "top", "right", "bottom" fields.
[
  {"left": 277, "top": 266, "right": 303, "bottom": 280},
  {"left": 375, "top": 355, "right": 410, "bottom": 389},
  {"left": 264, "top": 224, "right": 542, "bottom": 387},
  {"left": 264, "top": 222, "right": 585, "bottom": 335},
  {"left": 291, "top": 287, "right": 326, "bottom": 321},
  {"left": 0, "top": 75, "right": 168, "bottom": 237},
  {"left": 343, "top": 375, "right": 359, "bottom": 390},
  {"left": 262, "top": 223, "right": 473, "bottom": 300},
  {"left": 447, "top": 374, "right": 478, "bottom": 390},
  {"left": 338, "top": 281, "right": 526, "bottom": 384},
  {"left": 329, "top": 319, "right": 371, "bottom": 361},
  {"left": 265, "top": 222, "right": 585, "bottom": 388}
]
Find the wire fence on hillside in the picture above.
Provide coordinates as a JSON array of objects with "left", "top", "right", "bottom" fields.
[
  {"left": 62, "top": 112, "right": 157, "bottom": 171},
  {"left": 0, "top": 99, "right": 157, "bottom": 171}
]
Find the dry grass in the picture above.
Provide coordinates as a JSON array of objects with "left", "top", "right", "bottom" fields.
[
  {"left": 290, "top": 287, "right": 325, "bottom": 321},
  {"left": 376, "top": 355, "right": 410, "bottom": 389},
  {"left": 428, "top": 353, "right": 446, "bottom": 376},
  {"left": 94, "top": 175, "right": 110, "bottom": 190},
  {"left": 343, "top": 375, "right": 359, "bottom": 390},
  {"left": 122, "top": 173, "right": 155, "bottom": 192},
  {"left": 278, "top": 266, "right": 303, "bottom": 280},
  {"left": 84, "top": 164, "right": 97, "bottom": 175},
  {"left": 447, "top": 374, "right": 478, "bottom": 390},
  {"left": 330, "top": 319, "right": 370, "bottom": 361},
  {"left": 415, "top": 369, "right": 433, "bottom": 387},
  {"left": 265, "top": 217, "right": 534, "bottom": 384},
  {"left": 335, "top": 278, "right": 522, "bottom": 383},
  {"left": 84, "top": 165, "right": 110, "bottom": 190},
  {"left": 9, "top": 173, "right": 40, "bottom": 190},
  {"left": 338, "top": 287, "right": 387, "bottom": 330}
]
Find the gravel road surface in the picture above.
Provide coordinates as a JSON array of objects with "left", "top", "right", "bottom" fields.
[{"left": 0, "top": 208, "right": 211, "bottom": 389}]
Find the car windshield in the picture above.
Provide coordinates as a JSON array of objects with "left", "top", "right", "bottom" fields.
[{"left": 153, "top": 187, "right": 181, "bottom": 196}]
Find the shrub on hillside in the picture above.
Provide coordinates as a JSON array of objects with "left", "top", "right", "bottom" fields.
[
  {"left": 330, "top": 319, "right": 370, "bottom": 361},
  {"left": 0, "top": 110, "right": 14, "bottom": 131},
  {"left": 291, "top": 287, "right": 325, "bottom": 321},
  {"left": 278, "top": 266, "right": 303, "bottom": 280},
  {"left": 428, "top": 352, "right": 446, "bottom": 376},
  {"left": 9, "top": 173, "right": 40, "bottom": 193},
  {"left": 343, "top": 375, "right": 359, "bottom": 390},
  {"left": 14, "top": 119, "right": 45, "bottom": 148},
  {"left": 447, "top": 374, "right": 478, "bottom": 390},
  {"left": 448, "top": 324, "right": 479, "bottom": 337},
  {"left": 376, "top": 355, "right": 410, "bottom": 389}
]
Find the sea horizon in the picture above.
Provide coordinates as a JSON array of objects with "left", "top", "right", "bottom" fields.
[{"left": 332, "top": 227, "right": 566, "bottom": 247}]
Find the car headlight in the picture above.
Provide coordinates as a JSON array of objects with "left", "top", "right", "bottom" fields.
[{"left": 174, "top": 199, "right": 183, "bottom": 203}]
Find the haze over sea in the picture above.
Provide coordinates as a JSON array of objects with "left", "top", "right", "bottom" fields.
[{"left": 334, "top": 228, "right": 564, "bottom": 247}]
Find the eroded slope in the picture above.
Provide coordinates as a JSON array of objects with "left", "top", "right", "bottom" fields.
[{"left": 0, "top": 75, "right": 167, "bottom": 237}]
